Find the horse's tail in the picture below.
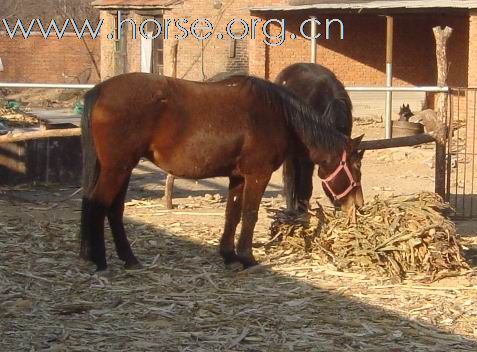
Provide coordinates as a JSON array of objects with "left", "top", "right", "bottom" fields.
[
  {"left": 81, "top": 86, "right": 101, "bottom": 197},
  {"left": 80, "top": 86, "right": 101, "bottom": 260},
  {"left": 282, "top": 152, "right": 314, "bottom": 212}
]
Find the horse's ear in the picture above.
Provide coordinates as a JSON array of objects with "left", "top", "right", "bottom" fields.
[
  {"left": 357, "top": 149, "right": 365, "bottom": 159},
  {"left": 351, "top": 134, "right": 365, "bottom": 150},
  {"left": 407, "top": 104, "right": 410, "bottom": 109}
]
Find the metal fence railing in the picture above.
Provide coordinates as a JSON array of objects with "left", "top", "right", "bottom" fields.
[{"left": 446, "top": 88, "right": 477, "bottom": 218}]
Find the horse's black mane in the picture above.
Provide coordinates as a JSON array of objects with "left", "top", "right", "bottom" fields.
[{"left": 219, "top": 74, "right": 348, "bottom": 153}]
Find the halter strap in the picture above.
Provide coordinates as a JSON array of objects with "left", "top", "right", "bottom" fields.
[{"left": 319, "top": 150, "right": 360, "bottom": 201}]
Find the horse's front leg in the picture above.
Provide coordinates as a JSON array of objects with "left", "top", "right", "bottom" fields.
[
  {"left": 236, "top": 173, "right": 271, "bottom": 268},
  {"left": 219, "top": 176, "right": 245, "bottom": 266}
]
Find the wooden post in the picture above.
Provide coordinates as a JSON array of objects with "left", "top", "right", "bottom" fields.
[
  {"left": 433, "top": 26, "right": 453, "bottom": 199},
  {"left": 310, "top": 16, "right": 318, "bottom": 64},
  {"left": 171, "top": 40, "right": 179, "bottom": 78},
  {"left": 165, "top": 40, "right": 179, "bottom": 209},
  {"left": 165, "top": 174, "right": 175, "bottom": 209}
]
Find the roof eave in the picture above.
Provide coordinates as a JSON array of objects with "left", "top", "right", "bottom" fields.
[
  {"left": 92, "top": 0, "right": 183, "bottom": 10},
  {"left": 94, "top": 5, "right": 175, "bottom": 9},
  {"left": 249, "top": 4, "right": 477, "bottom": 13}
]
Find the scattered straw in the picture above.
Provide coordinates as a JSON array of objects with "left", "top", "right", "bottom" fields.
[{"left": 1, "top": 187, "right": 476, "bottom": 351}]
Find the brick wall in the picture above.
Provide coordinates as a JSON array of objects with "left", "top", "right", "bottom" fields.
[
  {"left": 162, "top": 3, "right": 470, "bottom": 87},
  {"left": 251, "top": 13, "right": 469, "bottom": 87},
  {"left": 99, "top": 11, "right": 116, "bottom": 80},
  {"left": 97, "top": 2, "right": 471, "bottom": 89},
  {"left": 164, "top": 0, "right": 289, "bottom": 80},
  {"left": 99, "top": 11, "right": 144, "bottom": 80},
  {"left": 0, "top": 33, "right": 100, "bottom": 83}
]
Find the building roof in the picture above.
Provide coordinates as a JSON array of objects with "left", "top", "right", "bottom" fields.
[
  {"left": 91, "top": 0, "right": 182, "bottom": 9},
  {"left": 250, "top": 0, "right": 477, "bottom": 12}
]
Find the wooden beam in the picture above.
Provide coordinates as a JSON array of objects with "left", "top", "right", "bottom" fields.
[
  {"left": 358, "top": 133, "right": 435, "bottom": 150},
  {"left": 0, "top": 128, "right": 81, "bottom": 144}
]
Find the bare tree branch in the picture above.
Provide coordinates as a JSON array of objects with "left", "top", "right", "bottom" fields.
[{"left": 0, "top": 0, "right": 99, "bottom": 29}]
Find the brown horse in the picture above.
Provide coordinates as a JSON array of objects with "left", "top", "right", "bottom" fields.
[
  {"left": 276, "top": 63, "right": 364, "bottom": 212},
  {"left": 80, "top": 73, "right": 364, "bottom": 271}
]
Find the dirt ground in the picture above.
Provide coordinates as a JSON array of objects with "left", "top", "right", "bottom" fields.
[{"left": 1, "top": 121, "right": 477, "bottom": 351}]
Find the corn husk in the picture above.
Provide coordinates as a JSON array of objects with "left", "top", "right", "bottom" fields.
[{"left": 268, "top": 192, "right": 469, "bottom": 283}]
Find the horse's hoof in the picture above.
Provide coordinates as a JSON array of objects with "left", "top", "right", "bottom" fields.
[
  {"left": 124, "top": 261, "right": 143, "bottom": 271},
  {"left": 79, "top": 252, "right": 92, "bottom": 263},
  {"left": 79, "top": 256, "right": 92, "bottom": 266},
  {"left": 95, "top": 264, "right": 108, "bottom": 272},
  {"left": 237, "top": 255, "right": 259, "bottom": 269},
  {"left": 221, "top": 250, "right": 240, "bottom": 265},
  {"left": 225, "top": 261, "right": 243, "bottom": 271},
  {"left": 242, "top": 264, "right": 266, "bottom": 274}
]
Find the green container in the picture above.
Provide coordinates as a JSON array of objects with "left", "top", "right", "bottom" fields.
[
  {"left": 5, "top": 100, "right": 21, "bottom": 111},
  {"left": 73, "top": 101, "right": 84, "bottom": 115}
]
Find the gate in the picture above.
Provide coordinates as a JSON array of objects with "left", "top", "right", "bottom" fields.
[{"left": 446, "top": 88, "right": 477, "bottom": 218}]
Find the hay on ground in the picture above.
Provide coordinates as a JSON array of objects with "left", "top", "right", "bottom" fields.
[{"left": 268, "top": 192, "right": 469, "bottom": 283}]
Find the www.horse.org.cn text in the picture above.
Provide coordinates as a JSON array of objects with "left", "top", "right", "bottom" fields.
[{"left": 1, "top": 13, "right": 345, "bottom": 47}]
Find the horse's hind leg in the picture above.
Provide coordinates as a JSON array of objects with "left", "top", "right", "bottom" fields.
[
  {"left": 219, "top": 176, "right": 244, "bottom": 265},
  {"left": 236, "top": 173, "right": 271, "bottom": 268},
  {"left": 85, "top": 168, "right": 132, "bottom": 271},
  {"left": 107, "top": 174, "right": 142, "bottom": 270},
  {"left": 81, "top": 195, "right": 108, "bottom": 271},
  {"left": 297, "top": 154, "right": 314, "bottom": 211}
]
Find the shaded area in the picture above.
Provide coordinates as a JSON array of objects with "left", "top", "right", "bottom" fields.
[{"left": 0, "top": 137, "right": 82, "bottom": 185}]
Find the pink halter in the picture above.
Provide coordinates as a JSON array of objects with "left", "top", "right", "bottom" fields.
[{"left": 320, "top": 150, "right": 360, "bottom": 201}]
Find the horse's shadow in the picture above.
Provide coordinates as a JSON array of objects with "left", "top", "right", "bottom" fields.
[{"left": 92, "top": 214, "right": 477, "bottom": 351}]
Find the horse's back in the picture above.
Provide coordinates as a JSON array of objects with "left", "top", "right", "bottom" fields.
[
  {"left": 87, "top": 73, "right": 290, "bottom": 178},
  {"left": 275, "top": 63, "right": 352, "bottom": 136}
]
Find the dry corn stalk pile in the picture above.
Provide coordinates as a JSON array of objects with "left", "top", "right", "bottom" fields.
[
  {"left": 268, "top": 192, "right": 469, "bottom": 282},
  {"left": 0, "top": 108, "right": 40, "bottom": 128}
]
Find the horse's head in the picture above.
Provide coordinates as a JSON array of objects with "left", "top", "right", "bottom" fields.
[
  {"left": 398, "top": 104, "right": 414, "bottom": 121},
  {"left": 311, "top": 135, "right": 365, "bottom": 211}
]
